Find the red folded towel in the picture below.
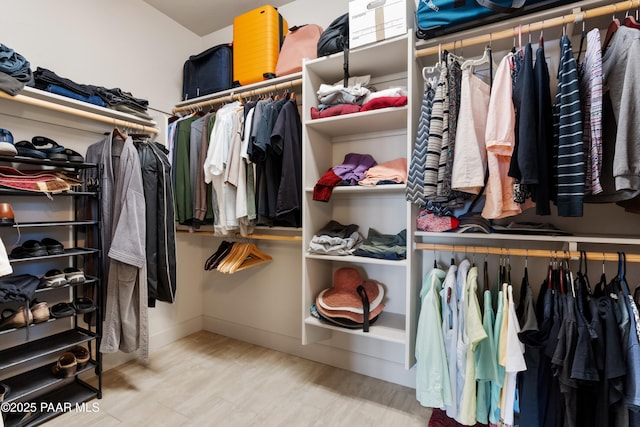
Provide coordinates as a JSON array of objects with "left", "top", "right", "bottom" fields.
[{"left": 361, "top": 95, "right": 407, "bottom": 112}]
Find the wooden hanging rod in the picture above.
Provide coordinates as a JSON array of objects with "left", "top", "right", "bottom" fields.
[
  {"left": 172, "top": 78, "right": 303, "bottom": 115},
  {"left": 176, "top": 229, "right": 302, "bottom": 242},
  {"left": 415, "top": 243, "right": 640, "bottom": 264},
  {"left": 0, "top": 89, "right": 159, "bottom": 134},
  {"left": 416, "top": 0, "right": 639, "bottom": 58}
]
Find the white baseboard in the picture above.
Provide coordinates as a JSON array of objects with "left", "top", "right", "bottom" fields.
[
  {"left": 149, "top": 315, "right": 203, "bottom": 351},
  {"left": 101, "top": 315, "right": 203, "bottom": 372},
  {"left": 202, "top": 315, "right": 417, "bottom": 389}
]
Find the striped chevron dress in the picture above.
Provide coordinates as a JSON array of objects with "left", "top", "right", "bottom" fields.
[{"left": 406, "top": 82, "right": 436, "bottom": 206}]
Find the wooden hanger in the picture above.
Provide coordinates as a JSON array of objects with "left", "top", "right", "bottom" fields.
[
  {"left": 216, "top": 242, "right": 272, "bottom": 274},
  {"left": 113, "top": 127, "right": 128, "bottom": 141},
  {"left": 603, "top": 11, "right": 621, "bottom": 52},
  {"left": 623, "top": 13, "right": 640, "bottom": 29},
  {"left": 233, "top": 243, "right": 272, "bottom": 273},
  {"left": 215, "top": 243, "right": 244, "bottom": 274}
]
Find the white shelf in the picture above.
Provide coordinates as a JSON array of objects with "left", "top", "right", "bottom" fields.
[
  {"left": 305, "top": 184, "right": 406, "bottom": 195},
  {"left": 302, "top": 29, "right": 415, "bottom": 370},
  {"left": 305, "top": 253, "right": 408, "bottom": 267},
  {"left": 16, "top": 86, "right": 156, "bottom": 127},
  {"left": 173, "top": 72, "right": 302, "bottom": 108},
  {"left": 414, "top": 231, "right": 640, "bottom": 246},
  {"left": 305, "top": 106, "right": 408, "bottom": 138},
  {"left": 304, "top": 312, "right": 406, "bottom": 344},
  {"left": 304, "top": 34, "right": 409, "bottom": 81},
  {"left": 0, "top": 86, "right": 157, "bottom": 135}
]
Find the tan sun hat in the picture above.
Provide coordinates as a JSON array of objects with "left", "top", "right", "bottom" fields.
[
  {"left": 314, "top": 267, "right": 385, "bottom": 331},
  {"left": 318, "top": 267, "right": 383, "bottom": 312}
]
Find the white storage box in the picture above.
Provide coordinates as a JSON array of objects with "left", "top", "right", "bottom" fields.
[{"left": 349, "top": 0, "right": 412, "bottom": 49}]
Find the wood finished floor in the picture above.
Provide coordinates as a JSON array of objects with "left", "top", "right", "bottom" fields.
[{"left": 45, "top": 331, "right": 432, "bottom": 426}]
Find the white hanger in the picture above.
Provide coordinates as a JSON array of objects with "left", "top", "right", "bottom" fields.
[
  {"left": 461, "top": 47, "right": 490, "bottom": 70},
  {"left": 422, "top": 44, "right": 444, "bottom": 81}
]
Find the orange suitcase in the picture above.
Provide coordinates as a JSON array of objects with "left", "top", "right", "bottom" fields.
[{"left": 233, "top": 5, "right": 288, "bottom": 86}]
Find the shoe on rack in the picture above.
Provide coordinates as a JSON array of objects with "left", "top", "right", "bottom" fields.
[
  {"left": 0, "top": 203, "right": 14, "bottom": 226},
  {"left": 0, "top": 127, "right": 16, "bottom": 157},
  {"left": 72, "top": 297, "right": 96, "bottom": 314},
  {"left": 67, "top": 345, "right": 90, "bottom": 370},
  {"left": 40, "top": 269, "right": 67, "bottom": 288},
  {"left": 9, "top": 240, "right": 48, "bottom": 259},
  {"left": 63, "top": 267, "right": 85, "bottom": 284},
  {"left": 0, "top": 382, "right": 10, "bottom": 402},
  {"left": 0, "top": 307, "right": 32, "bottom": 331},
  {"left": 51, "top": 352, "right": 77, "bottom": 378},
  {"left": 14, "top": 140, "right": 47, "bottom": 159},
  {"left": 40, "top": 237, "right": 64, "bottom": 255},
  {"left": 31, "top": 136, "right": 67, "bottom": 161},
  {"left": 30, "top": 300, "right": 49, "bottom": 324},
  {"left": 49, "top": 302, "right": 76, "bottom": 318}
]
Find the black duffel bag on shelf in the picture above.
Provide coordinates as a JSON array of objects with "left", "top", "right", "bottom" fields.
[
  {"left": 182, "top": 43, "right": 233, "bottom": 100},
  {"left": 416, "top": 0, "right": 571, "bottom": 39}
]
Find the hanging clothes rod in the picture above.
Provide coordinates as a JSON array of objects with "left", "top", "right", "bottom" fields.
[
  {"left": 416, "top": 0, "right": 638, "bottom": 58},
  {"left": 172, "top": 78, "right": 303, "bottom": 115},
  {"left": 176, "top": 229, "right": 302, "bottom": 242},
  {"left": 0, "top": 90, "right": 159, "bottom": 134},
  {"left": 415, "top": 243, "right": 640, "bottom": 263}
]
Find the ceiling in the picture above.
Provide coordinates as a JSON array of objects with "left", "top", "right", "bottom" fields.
[{"left": 143, "top": 0, "right": 294, "bottom": 36}]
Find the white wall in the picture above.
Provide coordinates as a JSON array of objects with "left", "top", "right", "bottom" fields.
[
  {"left": 2, "top": 0, "right": 206, "bottom": 370},
  {"left": 3, "top": 0, "right": 199, "bottom": 114},
  {"left": 200, "top": 0, "right": 349, "bottom": 47},
  {"left": 197, "top": 0, "right": 419, "bottom": 389}
]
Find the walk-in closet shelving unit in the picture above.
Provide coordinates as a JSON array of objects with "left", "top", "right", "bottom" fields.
[
  {"left": 0, "top": 87, "right": 157, "bottom": 426},
  {"left": 0, "top": 156, "right": 101, "bottom": 427},
  {"left": 301, "top": 31, "right": 422, "bottom": 369},
  {"left": 172, "top": 72, "right": 304, "bottom": 241},
  {"left": 172, "top": 72, "right": 302, "bottom": 114},
  {"left": 412, "top": 0, "right": 640, "bottom": 276}
]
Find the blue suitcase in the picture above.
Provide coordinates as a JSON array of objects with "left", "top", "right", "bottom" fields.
[
  {"left": 416, "top": 0, "right": 567, "bottom": 39},
  {"left": 182, "top": 43, "right": 233, "bottom": 100}
]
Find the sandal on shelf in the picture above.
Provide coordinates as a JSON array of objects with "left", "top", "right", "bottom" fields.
[
  {"left": 63, "top": 267, "right": 85, "bottom": 284},
  {"left": 0, "top": 307, "right": 32, "bottom": 330},
  {"left": 62, "top": 148, "right": 84, "bottom": 163},
  {"left": 67, "top": 345, "right": 90, "bottom": 370},
  {"left": 51, "top": 352, "right": 77, "bottom": 378},
  {"left": 40, "top": 237, "right": 64, "bottom": 255},
  {"left": 31, "top": 136, "right": 67, "bottom": 161},
  {"left": 73, "top": 297, "right": 96, "bottom": 314},
  {"left": 41, "top": 269, "right": 67, "bottom": 288},
  {"left": 15, "top": 140, "right": 47, "bottom": 159},
  {"left": 10, "top": 240, "right": 48, "bottom": 259},
  {"left": 49, "top": 302, "right": 76, "bottom": 318},
  {"left": 30, "top": 300, "right": 49, "bottom": 324}
]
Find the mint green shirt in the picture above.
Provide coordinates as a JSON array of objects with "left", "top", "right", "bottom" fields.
[
  {"left": 416, "top": 267, "right": 452, "bottom": 409},
  {"left": 476, "top": 289, "right": 499, "bottom": 423}
]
